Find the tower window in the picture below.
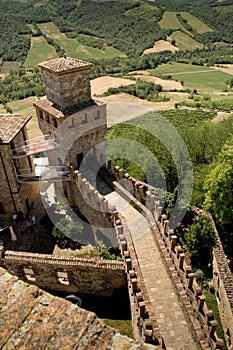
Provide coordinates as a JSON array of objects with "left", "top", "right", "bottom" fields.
[
  {"left": 95, "top": 110, "right": 100, "bottom": 120},
  {"left": 81, "top": 114, "right": 88, "bottom": 125},
  {"left": 53, "top": 118, "right": 58, "bottom": 128},
  {"left": 39, "top": 110, "right": 43, "bottom": 119},
  {"left": 68, "top": 118, "right": 75, "bottom": 128}
]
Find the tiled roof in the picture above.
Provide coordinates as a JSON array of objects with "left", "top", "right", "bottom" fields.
[
  {"left": 0, "top": 114, "right": 31, "bottom": 144},
  {"left": 0, "top": 267, "right": 154, "bottom": 350},
  {"left": 38, "top": 57, "right": 92, "bottom": 74},
  {"left": 34, "top": 98, "right": 104, "bottom": 118}
]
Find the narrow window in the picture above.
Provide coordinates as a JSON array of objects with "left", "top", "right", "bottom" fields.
[
  {"left": 95, "top": 110, "right": 100, "bottom": 120},
  {"left": 39, "top": 110, "right": 43, "bottom": 119},
  {"left": 68, "top": 118, "right": 75, "bottom": 128},
  {"left": 81, "top": 114, "right": 88, "bottom": 125}
]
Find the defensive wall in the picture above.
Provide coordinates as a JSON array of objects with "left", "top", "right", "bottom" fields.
[
  {"left": 109, "top": 161, "right": 232, "bottom": 349},
  {"left": 0, "top": 248, "right": 126, "bottom": 298},
  {"left": 0, "top": 163, "right": 232, "bottom": 348},
  {"left": 194, "top": 207, "right": 233, "bottom": 350}
]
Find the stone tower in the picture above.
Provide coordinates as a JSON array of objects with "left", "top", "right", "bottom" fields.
[{"left": 34, "top": 57, "right": 107, "bottom": 169}]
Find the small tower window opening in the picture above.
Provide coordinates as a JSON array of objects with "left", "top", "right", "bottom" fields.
[
  {"left": 53, "top": 118, "right": 57, "bottom": 128},
  {"left": 81, "top": 114, "right": 88, "bottom": 125},
  {"left": 95, "top": 110, "right": 100, "bottom": 120},
  {"left": 68, "top": 118, "right": 75, "bottom": 128},
  {"left": 45, "top": 114, "right": 50, "bottom": 123},
  {"left": 39, "top": 110, "right": 43, "bottom": 119}
]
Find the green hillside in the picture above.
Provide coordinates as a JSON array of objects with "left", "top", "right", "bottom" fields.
[{"left": 0, "top": 0, "right": 232, "bottom": 68}]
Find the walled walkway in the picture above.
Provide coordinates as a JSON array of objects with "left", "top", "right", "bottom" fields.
[{"left": 105, "top": 191, "right": 199, "bottom": 350}]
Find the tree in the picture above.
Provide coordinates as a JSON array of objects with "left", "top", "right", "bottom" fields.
[
  {"left": 203, "top": 139, "right": 233, "bottom": 227},
  {"left": 52, "top": 216, "right": 83, "bottom": 241},
  {"left": 181, "top": 214, "right": 216, "bottom": 269}
]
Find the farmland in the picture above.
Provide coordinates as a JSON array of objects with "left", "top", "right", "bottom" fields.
[
  {"left": 149, "top": 62, "right": 233, "bottom": 93},
  {"left": 37, "top": 22, "right": 126, "bottom": 61},
  {"left": 24, "top": 36, "right": 58, "bottom": 68},
  {"left": 169, "top": 31, "right": 203, "bottom": 50}
]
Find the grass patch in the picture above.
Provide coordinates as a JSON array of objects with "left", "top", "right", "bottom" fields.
[
  {"left": 24, "top": 36, "right": 58, "bottom": 68},
  {"left": 180, "top": 12, "right": 213, "bottom": 33},
  {"left": 102, "top": 319, "right": 133, "bottom": 338},
  {"left": 203, "top": 289, "right": 227, "bottom": 349},
  {"left": 170, "top": 30, "right": 203, "bottom": 50},
  {"left": 38, "top": 22, "right": 126, "bottom": 60}
]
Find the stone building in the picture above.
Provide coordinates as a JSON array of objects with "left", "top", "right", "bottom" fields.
[
  {"left": 33, "top": 57, "right": 107, "bottom": 169},
  {"left": 0, "top": 114, "right": 38, "bottom": 225}
]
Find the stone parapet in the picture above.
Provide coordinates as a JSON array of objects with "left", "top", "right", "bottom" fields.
[{"left": 0, "top": 247, "right": 125, "bottom": 297}]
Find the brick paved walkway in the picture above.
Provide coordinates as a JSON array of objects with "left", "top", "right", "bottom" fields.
[{"left": 106, "top": 192, "right": 199, "bottom": 350}]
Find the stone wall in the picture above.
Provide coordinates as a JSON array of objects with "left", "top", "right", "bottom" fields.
[
  {"left": 63, "top": 166, "right": 119, "bottom": 248},
  {"left": 0, "top": 248, "right": 126, "bottom": 297}
]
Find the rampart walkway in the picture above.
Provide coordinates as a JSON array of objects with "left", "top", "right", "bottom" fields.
[{"left": 106, "top": 191, "right": 199, "bottom": 350}]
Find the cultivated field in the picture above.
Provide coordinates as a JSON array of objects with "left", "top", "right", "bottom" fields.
[
  {"left": 91, "top": 76, "right": 135, "bottom": 95},
  {"left": 128, "top": 74, "right": 183, "bottom": 90},
  {"left": 149, "top": 62, "right": 233, "bottom": 93},
  {"left": 169, "top": 31, "right": 203, "bottom": 50},
  {"left": 159, "top": 11, "right": 212, "bottom": 34},
  {"left": 24, "top": 36, "right": 58, "bottom": 68},
  {"left": 142, "top": 40, "right": 179, "bottom": 55},
  {"left": 213, "top": 64, "right": 233, "bottom": 75},
  {"left": 179, "top": 12, "right": 213, "bottom": 33},
  {"left": 159, "top": 11, "right": 189, "bottom": 33},
  {"left": 38, "top": 22, "right": 126, "bottom": 60}
]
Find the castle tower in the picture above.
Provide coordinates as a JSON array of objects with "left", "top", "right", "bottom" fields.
[{"left": 34, "top": 57, "right": 107, "bottom": 169}]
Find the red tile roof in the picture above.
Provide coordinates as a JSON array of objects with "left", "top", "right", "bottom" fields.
[
  {"left": 0, "top": 114, "right": 31, "bottom": 144},
  {"left": 34, "top": 98, "right": 104, "bottom": 118},
  {"left": 0, "top": 267, "right": 155, "bottom": 349},
  {"left": 38, "top": 57, "right": 92, "bottom": 74}
]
